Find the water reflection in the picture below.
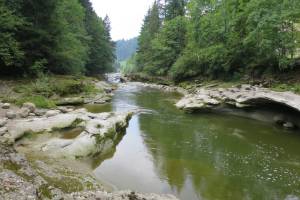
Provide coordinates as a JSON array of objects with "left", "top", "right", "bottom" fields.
[{"left": 92, "top": 84, "right": 300, "bottom": 200}]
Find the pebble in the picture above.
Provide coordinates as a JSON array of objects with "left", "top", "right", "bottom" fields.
[
  {"left": 283, "top": 122, "right": 295, "bottom": 130},
  {"left": 0, "top": 118, "right": 8, "bottom": 127},
  {"left": 2, "top": 103, "right": 11, "bottom": 109},
  {"left": 58, "top": 107, "right": 69, "bottom": 113},
  {"left": 34, "top": 109, "right": 47, "bottom": 116},
  {"left": 22, "top": 102, "right": 36, "bottom": 113},
  {"left": 45, "top": 110, "right": 61, "bottom": 117},
  {"left": 19, "top": 108, "right": 30, "bottom": 118},
  {"left": 0, "top": 127, "right": 8, "bottom": 136},
  {"left": 6, "top": 111, "right": 17, "bottom": 119}
]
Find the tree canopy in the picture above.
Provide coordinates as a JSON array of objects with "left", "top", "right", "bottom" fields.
[
  {"left": 0, "top": 0, "right": 115, "bottom": 76},
  {"left": 135, "top": 0, "right": 300, "bottom": 82}
]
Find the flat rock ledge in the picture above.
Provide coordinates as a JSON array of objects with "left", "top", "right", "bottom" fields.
[
  {"left": 176, "top": 85, "right": 300, "bottom": 112},
  {"left": 5, "top": 109, "right": 133, "bottom": 158},
  {"left": 0, "top": 142, "right": 178, "bottom": 200},
  {"left": 128, "top": 82, "right": 187, "bottom": 95},
  {"left": 65, "top": 191, "right": 178, "bottom": 200},
  {"left": 176, "top": 85, "right": 300, "bottom": 127}
]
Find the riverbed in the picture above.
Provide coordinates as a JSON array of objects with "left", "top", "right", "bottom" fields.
[{"left": 84, "top": 83, "right": 300, "bottom": 200}]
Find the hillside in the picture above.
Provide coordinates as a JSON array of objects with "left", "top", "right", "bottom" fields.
[{"left": 115, "top": 37, "right": 138, "bottom": 62}]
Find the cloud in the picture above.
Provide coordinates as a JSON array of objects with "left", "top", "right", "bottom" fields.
[{"left": 91, "top": 0, "right": 155, "bottom": 41}]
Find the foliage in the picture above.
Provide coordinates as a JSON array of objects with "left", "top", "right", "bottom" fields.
[
  {"left": 135, "top": 0, "right": 300, "bottom": 82},
  {"left": 0, "top": 0, "right": 115, "bottom": 76},
  {"left": 115, "top": 37, "right": 138, "bottom": 62},
  {"left": 272, "top": 83, "right": 300, "bottom": 94},
  {"left": 11, "top": 75, "right": 99, "bottom": 108},
  {"left": 121, "top": 54, "right": 138, "bottom": 75},
  {"left": 81, "top": 0, "right": 115, "bottom": 74},
  {"left": 0, "top": 0, "right": 24, "bottom": 71},
  {"left": 145, "top": 16, "right": 187, "bottom": 76},
  {"left": 136, "top": 1, "right": 162, "bottom": 71}
]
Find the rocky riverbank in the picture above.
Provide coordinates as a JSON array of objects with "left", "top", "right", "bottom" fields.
[
  {"left": 0, "top": 140, "right": 177, "bottom": 199},
  {"left": 0, "top": 77, "right": 179, "bottom": 200},
  {"left": 176, "top": 84, "right": 300, "bottom": 130},
  {"left": 120, "top": 77, "right": 300, "bottom": 130}
]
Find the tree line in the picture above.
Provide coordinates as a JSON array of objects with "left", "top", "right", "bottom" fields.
[
  {"left": 0, "top": 0, "right": 115, "bottom": 76},
  {"left": 134, "top": 0, "right": 300, "bottom": 82},
  {"left": 116, "top": 37, "right": 138, "bottom": 62}
]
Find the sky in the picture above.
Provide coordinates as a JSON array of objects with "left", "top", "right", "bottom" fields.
[{"left": 91, "top": 0, "right": 155, "bottom": 41}]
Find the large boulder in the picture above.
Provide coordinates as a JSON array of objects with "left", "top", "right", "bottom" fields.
[
  {"left": 176, "top": 91, "right": 220, "bottom": 111},
  {"left": 6, "top": 113, "right": 80, "bottom": 141},
  {"left": 40, "top": 111, "right": 133, "bottom": 158},
  {"left": 6, "top": 109, "right": 133, "bottom": 159}
]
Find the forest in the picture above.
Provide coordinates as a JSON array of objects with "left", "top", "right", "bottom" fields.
[
  {"left": 115, "top": 37, "right": 138, "bottom": 62},
  {"left": 127, "top": 0, "right": 300, "bottom": 82},
  {"left": 0, "top": 0, "right": 115, "bottom": 76}
]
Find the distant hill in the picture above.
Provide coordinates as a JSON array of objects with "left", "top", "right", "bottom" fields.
[{"left": 115, "top": 37, "right": 138, "bottom": 62}]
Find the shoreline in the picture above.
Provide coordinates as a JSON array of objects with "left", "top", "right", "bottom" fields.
[
  {"left": 124, "top": 76, "right": 300, "bottom": 131},
  {"left": 1, "top": 74, "right": 300, "bottom": 199},
  {"left": 0, "top": 76, "right": 178, "bottom": 200}
]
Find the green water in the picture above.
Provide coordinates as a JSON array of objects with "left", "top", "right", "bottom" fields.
[{"left": 87, "top": 83, "right": 300, "bottom": 200}]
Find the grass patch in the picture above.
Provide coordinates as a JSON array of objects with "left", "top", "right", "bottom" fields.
[
  {"left": 15, "top": 95, "right": 56, "bottom": 109},
  {"left": 13, "top": 75, "right": 100, "bottom": 98},
  {"left": 38, "top": 184, "right": 53, "bottom": 199},
  {"left": 272, "top": 83, "right": 300, "bottom": 94},
  {"left": 3, "top": 75, "right": 101, "bottom": 108}
]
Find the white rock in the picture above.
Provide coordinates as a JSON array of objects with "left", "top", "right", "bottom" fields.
[
  {"left": 0, "top": 118, "right": 8, "bottom": 127},
  {"left": 45, "top": 110, "right": 61, "bottom": 117},
  {"left": 29, "top": 110, "right": 131, "bottom": 158},
  {"left": 6, "top": 109, "right": 133, "bottom": 159},
  {"left": 19, "top": 108, "right": 30, "bottom": 118},
  {"left": 0, "top": 127, "right": 8, "bottom": 136},
  {"left": 283, "top": 122, "right": 295, "bottom": 129},
  {"left": 6, "top": 111, "right": 17, "bottom": 119},
  {"left": 176, "top": 86, "right": 300, "bottom": 114},
  {"left": 34, "top": 109, "right": 47, "bottom": 116},
  {"left": 22, "top": 102, "right": 36, "bottom": 113},
  {"left": 2, "top": 103, "right": 10, "bottom": 109},
  {"left": 7, "top": 113, "right": 79, "bottom": 140},
  {"left": 58, "top": 107, "right": 69, "bottom": 113}
]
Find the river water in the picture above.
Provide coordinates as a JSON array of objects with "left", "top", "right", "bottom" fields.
[{"left": 86, "top": 83, "right": 300, "bottom": 200}]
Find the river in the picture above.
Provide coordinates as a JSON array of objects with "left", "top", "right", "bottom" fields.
[{"left": 85, "top": 83, "right": 300, "bottom": 200}]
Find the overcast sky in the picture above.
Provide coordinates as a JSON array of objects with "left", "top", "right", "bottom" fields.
[{"left": 91, "top": 0, "right": 155, "bottom": 41}]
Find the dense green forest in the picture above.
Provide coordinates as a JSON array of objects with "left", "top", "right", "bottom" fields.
[
  {"left": 115, "top": 37, "right": 138, "bottom": 62},
  {"left": 0, "top": 0, "right": 115, "bottom": 76},
  {"left": 130, "top": 0, "right": 300, "bottom": 82}
]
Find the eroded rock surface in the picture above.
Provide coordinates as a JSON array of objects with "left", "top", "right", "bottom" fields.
[
  {"left": 176, "top": 85, "right": 300, "bottom": 129},
  {"left": 5, "top": 109, "right": 132, "bottom": 158},
  {"left": 176, "top": 85, "right": 300, "bottom": 112},
  {"left": 0, "top": 141, "right": 178, "bottom": 200}
]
